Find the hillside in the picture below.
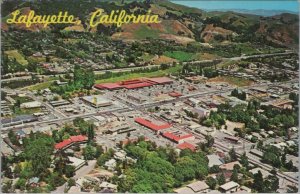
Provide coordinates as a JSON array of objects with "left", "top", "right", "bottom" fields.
[{"left": 1, "top": 0, "right": 298, "bottom": 49}]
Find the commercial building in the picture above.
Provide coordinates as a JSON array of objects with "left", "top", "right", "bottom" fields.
[
  {"left": 162, "top": 131, "right": 195, "bottom": 144},
  {"left": 94, "top": 77, "right": 173, "bottom": 91},
  {"left": 20, "top": 101, "right": 42, "bottom": 109},
  {"left": 81, "top": 95, "right": 112, "bottom": 108},
  {"left": 135, "top": 117, "right": 171, "bottom": 131}
]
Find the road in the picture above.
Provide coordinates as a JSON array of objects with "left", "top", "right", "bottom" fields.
[{"left": 1, "top": 79, "right": 297, "bottom": 131}]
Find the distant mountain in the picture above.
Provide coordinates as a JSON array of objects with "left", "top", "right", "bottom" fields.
[{"left": 204, "top": 9, "right": 298, "bottom": 17}]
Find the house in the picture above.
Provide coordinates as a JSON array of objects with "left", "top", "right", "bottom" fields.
[
  {"left": 240, "top": 186, "right": 251, "bottom": 193},
  {"left": 174, "top": 181, "right": 209, "bottom": 194},
  {"left": 104, "top": 159, "right": 116, "bottom": 171},
  {"left": 219, "top": 181, "right": 240, "bottom": 193},
  {"left": 220, "top": 161, "right": 241, "bottom": 171},
  {"left": 249, "top": 168, "right": 270, "bottom": 178},
  {"left": 16, "top": 130, "right": 26, "bottom": 139},
  {"left": 68, "top": 156, "right": 87, "bottom": 171},
  {"left": 99, "top": 182, "right": 117, "bottom": 192},
  {"left": 28, "top": 177, "right": 39, "bottom": 187},
  {"left": 187, "top": 181, "right": 209, "bottom": 193},
  {"left": 114, "top": 150, "right": 127, "bottom": 161},
  {"left": 207, "top": 154, "right": 224, "bottom": 167}
]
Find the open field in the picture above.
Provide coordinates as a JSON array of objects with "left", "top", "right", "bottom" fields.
[
  {"left": 4, "top": 50, "right": 28, "bottom": 65},
  {"left": 207, "top": 76, "right": 253, "bottom": 87},
  {"left": 95, "top": 65, "right": 181, "bottom": 84},
  {"left": 164, "top": 51, "right": 195, "bottom": 62}
]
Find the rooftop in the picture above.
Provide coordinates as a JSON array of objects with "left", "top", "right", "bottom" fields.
[
  {"left": 186, "top": 181, "right": 209, "bottom": 192},
  {"left": 135, "top": 117, "right": 171, "bottom": 131},
  {"left": 219, "top": 181, "right": 240, "bottom": 191}
]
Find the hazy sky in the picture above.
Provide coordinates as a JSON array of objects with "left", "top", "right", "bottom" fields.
[{"left": 171, "top": 1, "right": 299, "bottom": 12}]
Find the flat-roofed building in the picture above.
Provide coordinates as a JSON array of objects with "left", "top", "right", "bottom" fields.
[
  {"left": 81, "top": 95, "right": 112, "bottom": 108},
  {"left": 219, "top": 181, "right": 240, "bottom": 193},
  {"left": 20, "top": 101, "right": 42, "bottom": 109}
]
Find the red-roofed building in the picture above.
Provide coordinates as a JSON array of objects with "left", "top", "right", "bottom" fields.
[
  {"left": 177, "top": 142, "right": 196, "bottom": 152},
  {"left": 135, "top": 117, "right": 171, "bottom": 132},
  {"left": 123, "top": 82, "right": 153, "bottom": 89},
  {"left": 70, "top": 135, "right": 88, "bottom": 142},
  {"left": 94, "top": 77, "right": 173, "bottom": 91},
  {"left": 162, "top": 131, "right": 195, "bottom": 144},
  {"left": 169, "top": 91, "right": 182, "bottom": 98},
  {"left": 55, "top": 139, "right": 72, "bottom": 150},
  {"left": 145, "top": 77, "right": 173, "bottom": 84},
  {"left": 120, "top": 137, "right": 149, "bottom": 147},
  {"left": 55, "top": 135, "right": 88, "bottom": 150},
  {"left": 94, "top": 83, "right": 123, "bottom": 90}
]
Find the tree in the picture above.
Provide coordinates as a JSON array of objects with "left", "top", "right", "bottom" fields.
[
  {"left": 217, "top": 173, "right": 226, "bottom": 185},
  {"left": 240, "top": 152, "right": 249, "bottom": 169},
  {"left": 230, "top": 168, "right": 239, "bottom": 182},
  {"left": 229, "top": 147, "right": 237, "bottom": 161},
  {"left": 174, "top": 156, "right": 197, "bottom": 182},
  {"left": 206, "top": 177, "right": 217, "bottom": 189},
  {"left": 285, "top": 160, "right": 294, "bottom": 170},
  {"left": 264, "top": 175, "right": 279, "bottom": 193},
  {"left": 281, "top": 153, "right": 286, "bottom": 165},
  {"left": 83, "top": 145, "right": 96, "bottom": 160},
  {"left": 8, "top": 130, "right": 19, "bottom": 145},
  {"left": 64, "top": 165, "right": 75, "bottom": 178},
  {"left": 87, "top": 124, "right": 95, "bottom": 142},
  {"left": 68, "top": 178, "right": 76, "bottom": 187},
  {"left": 206, "top": 135, "right": 214, "bottom": 147},
  {"left": 253, "top": 170, "right": 264, "bottom": 192},
  {"left": 95, "top": 145, "right": 104, "bottom": 158},
  {"left": 23, "top": 135, "right": 54, "bottom": 177},
  {"left": 15, "top": 178, "right": 26, "bottom": 191}
]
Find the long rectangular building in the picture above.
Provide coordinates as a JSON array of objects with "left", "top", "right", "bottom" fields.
[
  {"left": 94, "top": 77, "right": 173, "bottom": 90},
  {"left": 135, "top": 117, "right": 171, "bottom": 131}
]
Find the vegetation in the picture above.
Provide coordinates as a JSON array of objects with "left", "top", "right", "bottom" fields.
[{"left": 116, "top": 140, "right": 209, "bottom": 192}]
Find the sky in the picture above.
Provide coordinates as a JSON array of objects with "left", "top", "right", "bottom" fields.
[{"left": 171, "top": 1, "right": 299, "bottom": 12}]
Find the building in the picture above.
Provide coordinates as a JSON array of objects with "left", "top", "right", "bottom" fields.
[
  {"left": 68, "top": 156, "right": 87, "bottom": 171},
  {"left": 249, "top": 168, "right": 270, "bottom": 178},
  {"left": 169, "top": 91, "right": 182, "bottom": 98},
  {"left": 55, "top": 135, "right": 88, "bottom": 150},
  {"left": 50, "top": 99, "right": 70, "bottom": 107},
  {"left": 94, "top": 77, "right": 173, "bottom": 90},
  {"left": 135, "top": 117, "right": 171, "bottom": 132},
  {"left": 207, "top": 154, "right": 224, "bottom": 167},
  {"left": 219, "top": 181, "right": 240, "bottom": 193},
  {"left": 177, "top": 142, "right": 196, "bottom": 152},
  {"left": 20, "top": 101, "right": 42, "bottom": 109},
  {"left": 81, "top": 95, "right": 112, "bottom": 108},
  {"left": 174, "top": 181, "right": 209, "bottom": 194},
  {"left": 106, "top": 125, "right": 135, "bottom": 135},
  {"left": 162, "top": 131, "right": 195, "bottom": 144},
  {"left": 187, "top": 181, "right": 209, "bottom": 193},
  {"left": 220, "top": 161, "right": 241, "bottom": 171}
]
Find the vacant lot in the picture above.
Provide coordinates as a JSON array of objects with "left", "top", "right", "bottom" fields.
[{"left": 207, "top": 76, "right": 253, "bottom": 87}]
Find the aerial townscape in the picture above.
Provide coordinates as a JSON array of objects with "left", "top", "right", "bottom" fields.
[{"left": 0, "top": 0, "right": 299, "bottom": 193}]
